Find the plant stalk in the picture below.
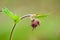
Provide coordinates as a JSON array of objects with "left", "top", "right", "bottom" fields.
[{"left": 9, "top": 23, "right": 16, "bottom": 40}]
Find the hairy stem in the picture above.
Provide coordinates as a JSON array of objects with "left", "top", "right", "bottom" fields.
[
  {"left": 20, "top": 14, "right": 31, "bottom": 19},
  {"left": 9, "top": 23, "right": 16, "bottom": 40}
]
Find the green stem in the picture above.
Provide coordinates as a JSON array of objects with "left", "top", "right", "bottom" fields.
[{"left": 9, "top": 23, "right": 16, "bottom": 40}]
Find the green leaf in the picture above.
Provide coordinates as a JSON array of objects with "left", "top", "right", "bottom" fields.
[
  {"left": 2, "top": 8, "right": 14, "bottom": 18},
  {"left": 2, "top": 8, "right": 20, "bottom": 23},
  {"left": 35, "top": 14, "right": 48, "bottom": 19}
]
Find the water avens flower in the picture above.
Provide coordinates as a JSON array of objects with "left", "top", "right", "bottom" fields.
[{"left": 31, "top": 19, "right": 40, "bottom": 31}]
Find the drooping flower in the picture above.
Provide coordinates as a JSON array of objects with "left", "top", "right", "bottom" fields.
[{"left": 31, "top": 19, "right": 40, "bottom": 31}]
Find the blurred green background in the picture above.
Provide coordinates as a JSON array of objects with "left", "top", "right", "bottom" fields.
[{"left": 0, "top": 0, "right": 60, "bottom": 40}]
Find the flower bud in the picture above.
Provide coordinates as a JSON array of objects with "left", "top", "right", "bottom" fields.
[{"left": 31, "top": 19, "right": 40, "bottom": 31}]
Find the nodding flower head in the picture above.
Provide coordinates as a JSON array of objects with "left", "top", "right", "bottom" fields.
[
  {"left": 31, "top": 19, "right": 40, "bottom": 31},
  {"left": 28, "top": 14, "right": 40, "bottom": 31},
  {"left": 20, "top": 14, "right": 40, "bottom": 30}
]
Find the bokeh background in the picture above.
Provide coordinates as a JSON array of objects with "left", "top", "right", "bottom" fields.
[{"left": 0, "top": 0, "right": 60, "bottom": 40}]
